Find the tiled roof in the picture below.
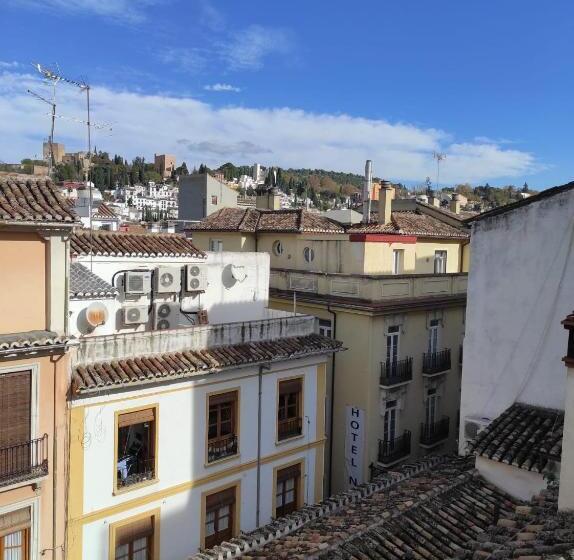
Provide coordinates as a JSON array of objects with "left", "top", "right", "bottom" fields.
[
  {"left": 189, "top": 207, "right": 345, "bottom": 234},
  {"left": 71, "top": 230, "right": 205, "bottom": 258},
  {"left": 70, "top": 262, "right": 118, "bottom": 299},
  {"left": 0, "top": 330, "right": 72, "bottom": 353},
  {"left": 72, "top": 333, "right": 342, "bottom": 395},
  {"left": 0, "top": 178, "right": 79, "bottom": 225},
  {"left": 470, "top": 402, "right": 563, "bottom": 473},
  {"left": 192, "top": 456, "right": 574, "bottom": 560},
  {"left": 93, "top": 203, "right": 119, "bottom": 219},
  {"left": 348, "top": 210, "right": 469, "bottom": 239}
]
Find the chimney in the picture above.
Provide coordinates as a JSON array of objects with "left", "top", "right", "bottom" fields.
[
  {"left": 449, "top": 193, "right": 461, "bottom": 214},
  {"left": 378, "top": 180, "right": 393, "bottom": 224},
  {"left": 255, "top": 186, "right": 281, "bottom": 210},
  {"left": 427, "top": 189, "right": 440, "bottom": 207},
  {"left": 362, "top": 160, "right": 373, "bottom": 224}
]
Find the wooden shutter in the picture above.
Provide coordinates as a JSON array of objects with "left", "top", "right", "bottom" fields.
[
  {"left": 0, "top": 508, "right": 30, "bottom": 539},
  {"left": 277, "top": 463, "right": 301, "bottom": 483},
  {"left": 279, "top": 378, "right": 302, "bottom": 395},
  {"left": 0, "top": 371, "right": 31, "bottom": 447},
  {"left": 118, "top": 408, "right": 155, "bottom": 428},
  {"left": 209, "top": 391, "right": 238, "bottom": 407},
  {"left": 206, "top": 487, "right": 236, "bottom": 510},
  {"left": 115, "top": 516, "right": 154, "bottom": 547}
]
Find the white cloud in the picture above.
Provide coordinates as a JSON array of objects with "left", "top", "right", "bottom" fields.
[
  {"left": 0, "top": 72, "right": 542, "bottom": 183},
  {"left": 204, "top": 83, "right": 241, "bottom": 93},
  {"left": 0, "top": 61, "right": 20, "bottom": 69},
  {"left": 159, "top": 47, "right": 208, "bottom": 73}
]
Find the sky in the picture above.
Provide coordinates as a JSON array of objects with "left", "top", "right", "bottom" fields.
[{"left": 0, "top": 0, "right": 573, "bottom": 188}]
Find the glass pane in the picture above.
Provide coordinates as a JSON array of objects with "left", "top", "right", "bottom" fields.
[
  {"left": 115, "top": 544, "right": 129, "bottom": 560},
  {"left": 285, "top": 478, "right": 295, "bottom": 491},
  {"left": 220, "top": 420, "right": 232, "bottom": 436},
  {"left": 218, "top": 514, "right": 229, "bottom": 531},
  {"left": 221, "top": 407, "right": 231, "bottom": 421},
  {"left": 285, "top": 489, "right": 295, "bottom": 503},
  {"left": 219, "top": 505, "right": 230, "bottom": 516},
  {"left": 205, "top": 521, "right": 215, "bottom": 536},
  {"left": 206, "top": 511, "right": 215, "bottom": 523}
]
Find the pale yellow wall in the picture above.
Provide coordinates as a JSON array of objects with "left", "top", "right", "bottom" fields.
[
  {"left": 0, "top": 231, "right": 47, "bottom": 334},
  {"left": 190, "top": 231, "right": 254, "bottom": 253},
  {"left": 411, "top": 239, "right": 463, "bottom": 274},
  {"left": 461, "top": 242, "right": 471, "bottom": 273}
]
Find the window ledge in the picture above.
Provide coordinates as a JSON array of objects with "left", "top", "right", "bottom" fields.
[
  {"left": 275, "top": 433, "right": 305, "bottom": 447},
  {"left": 0, "top": 473, "right": 48, "bottom": 493},
  {"left": 204, "top": 453, "right": 241, "bottom": 469},
  {"left": 114, "top": 477, "right": 159, "bottom": 496}
]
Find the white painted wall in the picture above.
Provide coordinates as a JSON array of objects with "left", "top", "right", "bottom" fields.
[
  {"left": 460, "top": 190, "right": 574, "bottom": 453},
  {"left": 75, "top": 356, "right": 323, "bottom": 558}
]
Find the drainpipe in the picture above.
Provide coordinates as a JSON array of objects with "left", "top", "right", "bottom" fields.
[
  {"left": 256, "top": 363, "right": 270, "bottom": 526},
  {"left": 327, "top": 304, "right": 337, "bottom": 497}
]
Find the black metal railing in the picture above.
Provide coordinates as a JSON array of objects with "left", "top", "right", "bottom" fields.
[
  {"left": 0, "top": 434, "right": 49, "bottom": 486},
  {"left": 378, "top": 431, "right": 411, "bottom": 464},
  {"left": 422, "top": 348, "right": 451, "bottom": 375},
  {"left": 459, "top": 344, "right": 463, "bottom": 366},
  {"left": 380, "top": 357, "right": 413, "bottom": 387},
  {"left": 278, "top": 417, "right": 303, "bottom": 441},
  {"left": 420, "top": 417, "right": 450, "bottom": 446},
  {"left": 207, "top": 434, "right": 238, "bottom": 463},
  {"left": 117, "top": 456, "right": 155, "bottom": 488}
]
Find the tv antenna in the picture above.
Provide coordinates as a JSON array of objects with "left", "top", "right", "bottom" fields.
[
  {"left": 433, "top": 152, "right": 446, "bottom": 191},
  {"left": 26, "top": 88, "right": 57, "bottom": 175}
]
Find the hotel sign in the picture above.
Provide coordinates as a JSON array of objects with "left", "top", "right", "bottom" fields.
[{"left": 345, "top": 405, "right": 365, "bottom": 487}]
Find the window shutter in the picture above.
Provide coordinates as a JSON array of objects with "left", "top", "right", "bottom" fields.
[
  {"left": 115, "top": 516, "right": 154, "bottom": 547},
  {"left": 0, "top": 508, "right": 31, "bottom": 539},
  {"left": 206, "top": 487, "right": 236, "bottom": 510},
  {"left": 0, "top": 371, "right": 31, "bottom": 447},
  {"left": 277, "top": 463, "right": 301, "bottom": 483},
  {"left": 209, "top": 391, "right": 238, "bottom": 407},
  {"left": 279, "top": 378, "right": 302, "bottom": 395},
  {"left": 118, "top": 408, "right": 155, "bottom": 428}
]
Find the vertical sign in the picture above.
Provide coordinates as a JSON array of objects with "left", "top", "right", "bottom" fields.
[{"left": 345, "top": 405, "right": 365, "bottom": 487}]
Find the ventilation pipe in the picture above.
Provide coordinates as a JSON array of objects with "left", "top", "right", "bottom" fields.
[
  {"left": 362, "top": 160, "right": 372, "bottom": 224},
  {"left": 378, "top": 180, "right": 394, "bottom": 224}
]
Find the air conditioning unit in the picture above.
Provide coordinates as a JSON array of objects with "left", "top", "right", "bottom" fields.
[
  {"left": 123, "top": 305, "right": 149, "bottom": 325},
  {"left": 124, "top": 271, "right": 152, "bottom": 295},
  {"left": 186, "top": 263, "right": 208, "bottom": 292},
  {"left": 154, "top": 266, "right": 181, "bottom": 294},
  {"left": 463, "top": 415, "right": 491, "bottom": 449},
  {"left": 153, "top": 302, "right": 180, "bottom": 330}
]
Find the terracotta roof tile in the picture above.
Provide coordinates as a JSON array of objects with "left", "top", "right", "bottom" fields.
[
  {"left": 0, "top": 178, "right": 79, "bottom": 225},
  {"left": 349, "top": 210, "right": 469, "bottom": 239},
  {"left": 190, "top": 208, "right": 345, "bottom": 234},
  {"left": 93, "top": 203, "right": 119, "bottom": 219},
  {"left": 70, "top": 262, "right": 118, "bottom": 299},
  {"left": 0, "top": 330, "right": 72, "bottom": 352},
  {"left": 71, "top": 230, "right": 205, "bottom": 258},
  {"left": 72, "top": 333, "right": 342, "bottom": 394},
  {"left": 470, "top": 402, "right": 564, "bottom": 473}
]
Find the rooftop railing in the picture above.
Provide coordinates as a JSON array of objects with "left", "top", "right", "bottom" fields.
[{"left": 378, "top": 431, "right": 411, "bottom": 465}]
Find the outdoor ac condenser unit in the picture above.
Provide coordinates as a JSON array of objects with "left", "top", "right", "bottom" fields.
[
  {"left": 123, "top": 305, "right": 150, "bottom": 325},
  {"left": 124, "top": 271, "right": 152, "bottom": 295},
  {"left": 153, "top": 302, "right": 180, "bottom": 330},
  {"left": 463, "top": 415, "right": 491, "bottom": 448},
  {"left": 186, "top": 263, "right": 208, "bottom": 292},
  {"left": 154, "top": 266, "right": 181, "bottom": 294}
]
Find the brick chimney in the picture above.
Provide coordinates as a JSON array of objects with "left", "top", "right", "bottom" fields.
[
  {"left": 449, "top": 193, "right": 461, "bottom": 214},
  {"left": 256, "top": 187, "right": 281, "bottom": 210},
  {"left": 378, "top": 181, "right": 394, "bottom": 224},
  {"left": 428, "top": 190, "right": 441, "bottom": 207}
]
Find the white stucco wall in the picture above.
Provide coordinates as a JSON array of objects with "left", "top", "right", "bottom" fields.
[{"left": 460, "top": 190, "right": 574, "bottom": 453}]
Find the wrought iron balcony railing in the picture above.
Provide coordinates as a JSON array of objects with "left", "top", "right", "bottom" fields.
[
  {"left": 117, "top": 455, "right": 155, "bottom": 488},
  {"left": 380, "top": 357, "right": 413, "bottom": 387},
  {"left": 0, "top": 434, "right": 49, "bottom": 487},
  {"left": 378, "top": 431, "right": 411, "bottom": 465},
  {"left": 422, "top": 348, "right": 451, "bottom": 375},
  {"left": 420, "top": 416, "right": 450, "bottom": 446},
  {"left": 278, "top": 417, "right": 303, "bottom": 441},
  {"left": 207, "top": 434, "right": 238, "bottom": 463}
]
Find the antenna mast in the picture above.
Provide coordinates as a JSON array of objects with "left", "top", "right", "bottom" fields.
[{"left": 432, "top": 152, "right": 446, "bottom": 191}]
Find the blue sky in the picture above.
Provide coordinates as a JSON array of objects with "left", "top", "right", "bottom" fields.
[{"left": 0, "top": 0, "right": 572, "bottom": 188}]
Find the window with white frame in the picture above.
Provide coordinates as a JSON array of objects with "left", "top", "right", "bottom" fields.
[
  {"left": 428, "top": 319, "right": 440, "bottom": 355},
  {"left": 386, "top": 326, "right": 400, "bottom": 366},
  {"left": 434, "top": 250, "right": 447, "bottom": 274},
  {"left": 209, "top": 239, "right": 223, "bottom": 252},
  {"left": 383, "top": 400, "right": 398, "bottom": 443},
  {"left": 392, "top": 249, "right": 404, "bottom": 275},
  {"left": 318, "top": 319, "right": 332, "bottom": 338},
  {"left": 425, "top": 388, "right": 438, "bottom": 426}
]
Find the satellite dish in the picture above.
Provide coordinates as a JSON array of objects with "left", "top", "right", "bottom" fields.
[{"left": 86, "top": 302, "right": 109, "bottom": 328}]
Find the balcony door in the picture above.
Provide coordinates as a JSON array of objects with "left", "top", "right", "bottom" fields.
[
  {"left": 383, "top": 401, "right": 397, "bottom": 443},
  {"left": 425, "top": 390, "right": 438, "bottom": 426},
  {"left": 428, "top": 319, "right": 440, "bottom": 355},
  {"left": 386, "top": 326, "right": 399, "bottom": 372}
]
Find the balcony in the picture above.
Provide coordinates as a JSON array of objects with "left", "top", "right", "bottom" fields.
[
  {"left": 0, "top": 434, "right": 48, "bottom": 487},
  {"left": 420, "top": 417, "right": 450, "bottom": 447},
  {"left": 207, "top": 435, "right": 238, "bottom": 463},
  {"left": 278, "top": 417, "right": 302, "bottom": 441},
  {"left": 117, "top": 456, "right": 155, "bottom": 489},
  {"left": 380, "top": 357, "right": 413, "bottom": 388},
  {"left": 377, "top": 431, "right": 411, "bottom": 466},
  {"left": 422, "top": 349, "right": 451, "bottom": 376}
]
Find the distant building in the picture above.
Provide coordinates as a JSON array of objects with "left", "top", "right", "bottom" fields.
[
  {"left": 32, "top": 164, "right": 49, "bottom": 176},
  {"left": 252, "top": 163, "right": 266, "bottom": 185},
  {"left": 178, "top": 172, "right": 239, "bottom": 221},
  {"left": 154, "top": 153, "right": 176, "bottom": 179},
  {"left": 43, "top": 141, "right": 65, "bottom": 163}
]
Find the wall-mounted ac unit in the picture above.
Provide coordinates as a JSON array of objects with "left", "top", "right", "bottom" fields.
[
  {"left": 153, "top": 302, "right": 180, "bottom": 330},
  {"left": 154, "top": 266, "right": 181, "bottom": 293},
  {"left": 123, "top": 305, "right": 149, "bottom": 325},
  {"left": 186, "top": 263, "right": 208, "bottom": 292},
  {"left": 463, "top": 415, "right": 491, "bottom": 448},
  {"left": 124, "top": 271, "right": 152, "bottom": 295}
]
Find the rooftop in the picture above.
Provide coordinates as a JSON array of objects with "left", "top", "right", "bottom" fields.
[
  {"left": 470, "top": 402, "right": 564, "bottom": 473},
  {"left": 71, "top": 229, "right": 204, "bottom": 258},
  {"left": 189, "top": 207, "right": 346, "bottom": 234},
  {"left": 0, "top": 178, "right": 79, "bottom": 226},
  {"left": 69, "top": 262, "right": 118, "bottom": 299},
  {"left": 0, "top": 330, "right": 72, "bottom": 355},
  {"left": 191, "top": 455, "right": 574, "bottom": 560},
  {"left": 92, "top": 202, "right": 119, "bottom": 220}
]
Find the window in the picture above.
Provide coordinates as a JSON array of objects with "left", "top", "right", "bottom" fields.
[
  {"left": 318, "top": 319, "right": 332, "bottom": 338},
  {"left": 425, "top": 389, "right": 438, "bottom": 426},
  {"left": 209, "top": 239, "right": 223, "bottom": 252},
  {"left": 0, "top": 508, "right": 30, "bottom": 560},
  {"left": 275, "top": 464, "right": 301, "bottom": 518},
  {"left": 428, "top": 319, "right": 440, "bottom": 355},
  {"left": 205, "top": 487, "right": 236, "bottom": 549},
  {"left": 114, "top": 516, "right": 155, "bottom": 560},
  {"left": 392, "top": 249, "right": 403, "bottom": 275},
  {"left": 386, "top": 326, "right": 400, "bottom": 368},
  {"left": 303, "top": 247, "right": 315, "bottom": 263},
  {"left": 207, "top": 392, "right": 238, "bottom": 463},
  {"left": 116, "top": 408, "right": 156, "bottom": 490},
  {"left": 434, "top": 250, "right": 447, "bottom": 274},
  {"left": 211, "top": 195, "right": 218, "bottom": 205},
  {"left": 272, "top": 241, "right": 283, "bottom": 256},
  {"left": 383, "top": 400, "right": 398, "bottom": 443},
  {"left": 277, "top": 378, "right": 303, "bottom": 441}
]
